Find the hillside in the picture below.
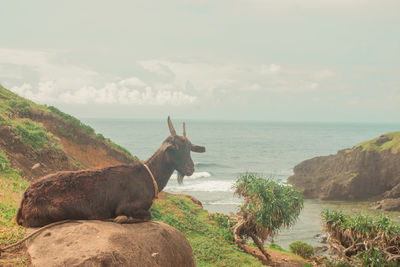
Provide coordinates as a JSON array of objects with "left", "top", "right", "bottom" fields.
[
  {"left": 288, "top": 132, "right": 400, "bottom": 208},
  {"left": 0, "top": 84, "right": 135, "bottom": 181}
]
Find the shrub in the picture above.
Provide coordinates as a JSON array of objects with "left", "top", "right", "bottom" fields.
[
  {"left": 289, "top": 241, "right": 314, "bottom": 259},
  {"left": 7, "top": 99, "right": 30, "bottom": 115},
  {"left": 321, "top": 209, "right": 400, "bottom": 266},
  {"left": 232, "top": 173, "right": 304, "bottom": 259}
]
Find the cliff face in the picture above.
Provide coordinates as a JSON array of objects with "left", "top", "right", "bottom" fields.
[
  {"left": 288, "top": 133, "right": 400, "bottom": 202},
  {"left": 0, "top": 85, "right": 136, "bottom": 181}
]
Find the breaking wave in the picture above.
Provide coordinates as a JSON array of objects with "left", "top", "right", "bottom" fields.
[
  {"left": 171, "top": 171, "right": 211, "bottom": 180},
  {"left": 167, "top": 180, "right": 234, "bottom": 192}
]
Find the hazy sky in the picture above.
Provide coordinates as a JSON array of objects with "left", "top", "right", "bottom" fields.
[{"left": 1, "top": 0, "right": 399, "bottom": 122}]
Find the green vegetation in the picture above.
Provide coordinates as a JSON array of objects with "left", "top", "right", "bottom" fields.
[
  {"left": 322, "top": 209, "right": 400, "bottom": 266},
  {"left": 70, "top": 159, "right": 86, "bottom": 169},
  {"left": 10, "top": 118, "right": 62, "bottom": 151},
  {"left": 104, "top": 138, "right": 134, "bottom": 158},
  {"left": 355, "top": 132, "right": 400, "bottom": 154},
  {"left": 0, "top": 85, "right": 134, "bottom": 158},
  {"left": 0, "top": 150, "right": 10, "bottom": 171},
  {"left": 47, "top": 105, "right": 133, "bottom": 158},
  {"left": 46, "top": 106, "right": 96, "bottom": 135},
  {"left": 232, "top": 173, "right": 304, "bottom": 260},
  {"left": 150, "top": 194, "right": 263, "bottom": 267},
  {"left": 0, "top": 85, "right": 47, "bottom": 118},
  {"left": 289, "top": 241, "right": 314, "bottom": 259},
  {"left": 268, "top": 243, "right": 286, "bottom": 252},
  {"left": 0, "top": 151, "right": 29, "bottom": 265}
]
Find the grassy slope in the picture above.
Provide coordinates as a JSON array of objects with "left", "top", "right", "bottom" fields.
[
  {"left": 354, "top": 132, "right": 400, "bottom": 154},
  {"left": 0, "top": 84, "right": 133, "bottom": 158},
  {"left": 151, "top": 194, "right": 264, "bottom": 267},
  {"left": 0, "top": 151, "right": 30, "bottom": 266}
]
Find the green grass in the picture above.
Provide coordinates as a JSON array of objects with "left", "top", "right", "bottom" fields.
[
  {"left": 9, "top": 118, "right": 62, "bottom": 151},
  {"left": 151, "top": 194, "right": 264, "bottom": 267},
  {"left": 0, "top": 85, "right": 134, "bottom": 159},
  {"left": 47, "top": 105, "right": 134, "bottom": 158},
  {"left": 104, "top": 138, "right": 134, "bottom": 158},
  {"left": 355, "top": 132, "right": 400, "bottom": 154},
  {"left": 46, "top": 105, "right": 96, "bottom": 136},
  {"left": 0, "top": 150, "right": 10, "bottom": 171},
  {"left": 0, "top": 151, "right": 29, "bottom": 265}
]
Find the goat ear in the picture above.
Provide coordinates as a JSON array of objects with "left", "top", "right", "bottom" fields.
[{"left": 191, "top": 145, "right": 205, "bottom": 153}]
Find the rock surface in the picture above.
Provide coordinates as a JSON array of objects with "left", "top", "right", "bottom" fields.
[
  {"left": 374, "top": 198, "right": 400, "bottom": 212},
  {"left": 288, "top": 132, "right": 400, "bottom": 207},
  {"left": 27, "top": 220, "right": 196, "bottom": 267}
]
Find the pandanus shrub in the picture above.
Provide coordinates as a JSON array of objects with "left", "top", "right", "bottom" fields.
[
  {"left": 322, "top": 209, "right": 400, "bottom": 266},
  {"left": 232, "top": 173, "right": 304, "bottom": 260}
]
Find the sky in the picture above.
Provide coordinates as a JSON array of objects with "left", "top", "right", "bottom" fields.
[{"left": 1, "top": 0, "right": 399, "bottom": 122}]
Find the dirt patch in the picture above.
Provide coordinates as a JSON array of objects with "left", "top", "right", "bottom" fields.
[
  {"left": 26, "top": 109, "right": 135, "bottom": 170},
  {"left": 241, "top": 244, "right": 306, "bottom": 267},
  {"left": 0, "top": 108, "right": 136, "bottom": 182},
  {"left": 0, "top": 125, "right": 77, "bottom": 181}
]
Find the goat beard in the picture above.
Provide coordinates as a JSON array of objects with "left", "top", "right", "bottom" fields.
[{"left": 177, "top": 171, "right": 185, "bottom": 185}]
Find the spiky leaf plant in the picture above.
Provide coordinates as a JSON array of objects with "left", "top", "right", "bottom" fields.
[
  {"left": 322, "top": 209, "right": 400, "bottom": 266},
  {"left": 232, "top": 173, "right": 304, "bottom": 260}
]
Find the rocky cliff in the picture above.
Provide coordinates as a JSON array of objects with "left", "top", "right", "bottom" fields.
[{"left": 288, "top": 132, "right": 400, "bottom": 209}]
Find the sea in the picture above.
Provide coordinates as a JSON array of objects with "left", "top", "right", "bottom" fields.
[{"left": 84, "top": 119, "right": 400, "bottom": 249}]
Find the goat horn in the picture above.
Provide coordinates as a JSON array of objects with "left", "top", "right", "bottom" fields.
[
  {"left": 167, "top": 116, "right": 177, "bottom": 136},
  {"left": 183, "top": 122, "right": 186, "bottom": 137}
]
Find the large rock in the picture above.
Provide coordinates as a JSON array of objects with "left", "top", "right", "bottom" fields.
[
  {"left": 27, "top": 220, "right": 196, "bottom": 267},
  {"left": 374, "top": 198, "right": 400, "bottom": 212},
  {"left": 288, "top": 132, "right": 400, "bottom": 204}
]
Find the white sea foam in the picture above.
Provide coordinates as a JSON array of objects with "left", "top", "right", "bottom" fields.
[
  {"left": 167, "top": 180, "right": 234, "bottom": 192},
  {"left": 207, "top": 201, "right": 242, "bottom": 205},
  {"left": 171, "top": 171, "right": 211, "bottom": 180}
]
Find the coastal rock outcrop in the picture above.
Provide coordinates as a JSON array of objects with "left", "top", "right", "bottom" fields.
[
  {"left": 26, "top": 220, "right": 196, "bottom": 267},
  {"left": 288, "top": 132, "right": 400, "bottom": 210}
]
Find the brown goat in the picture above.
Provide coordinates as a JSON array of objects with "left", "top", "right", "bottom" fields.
[{"left": 16, "top": 117, "right": 205, "bottom": 227}]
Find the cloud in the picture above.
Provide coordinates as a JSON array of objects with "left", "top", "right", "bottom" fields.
[
  {"left": 5, "top": 48, "right": 387, "bottom": 112},
  {"left": 11, "top": 81, "right": 56, "bottom": 103},
  {"left": 1, "top": 48, "right": 196, "bottom": 106},
  {"left": 4, "top": 52, "right": 338, "bottom": 106},
  {"left": 259, "top": 64, "right": 281, "bottom": 74},
  {"left": 10, "top": 78, "right": 197, "bottom": 106},
  {"left": 138, "top": 58, "right": 334, "bottom": 96}
]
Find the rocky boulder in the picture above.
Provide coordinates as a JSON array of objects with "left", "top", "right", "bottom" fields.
[
  {"left": 288, "top": 132, "right": 400, "bottom": 207},
  {"left": 374, "top": 198, "right": 400, "bottom": 212},
  {"left": 27, "top": 220, "right": 196, "bottom": 267}
]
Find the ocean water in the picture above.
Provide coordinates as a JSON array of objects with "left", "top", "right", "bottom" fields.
[{"left": 84, "top": 119, "right": 400, "bottom": 249}]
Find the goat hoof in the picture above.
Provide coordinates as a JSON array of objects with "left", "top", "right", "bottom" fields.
[
  {"left": 114, "top": 215, "right": 129, "bottom": 224},
  {"left": 127, "top": 217, "right": 149, "bottom": 223}
]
